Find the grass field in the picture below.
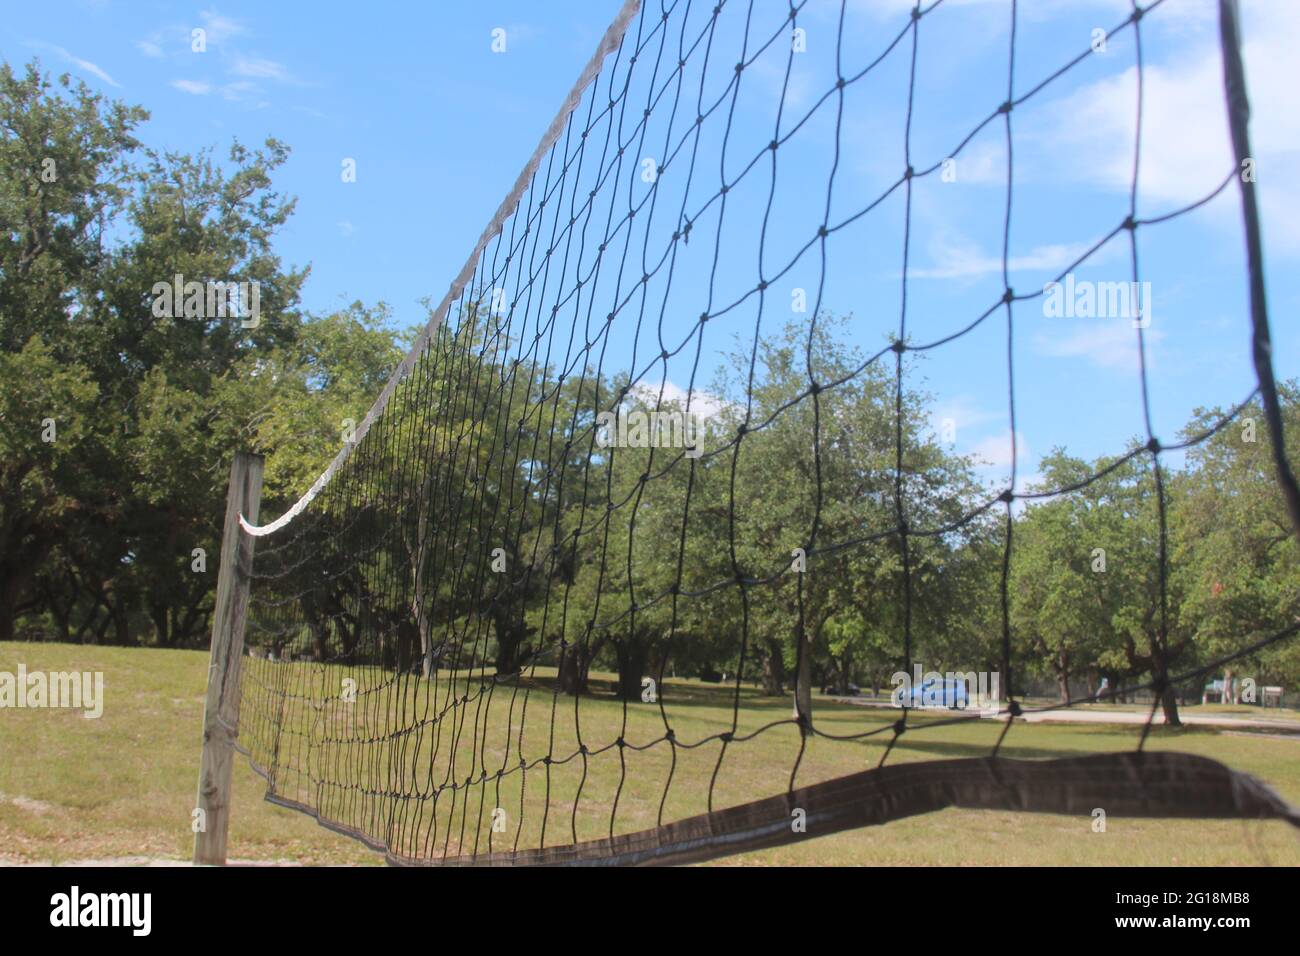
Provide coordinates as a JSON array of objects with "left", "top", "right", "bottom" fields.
[{"left": 2, "top": 641, "right": 1298, "bottom": 866}]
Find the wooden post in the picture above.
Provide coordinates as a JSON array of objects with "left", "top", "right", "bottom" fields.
[{"left": 194, "top": 451, "right": 264, "bottom": 865}]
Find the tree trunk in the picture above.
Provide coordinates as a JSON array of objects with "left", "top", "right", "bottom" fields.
[
  {"left": 762, "top": 639, "right": 786, "bottom": 696},
  {"left": 1160, "top": 681, "right": 1182, "bottom": 726},
  {"left": 1058, "top": 648, "right": 1070, "bottom": 703},
  {"left": 1223, "top": 668, "right": 1235, "bottom": 705},
  {"left": 614, "top": 640, "right": 650, "bottom": 702},
  {"left": 309, "top": 618, "right": 329, "bottom": 662},
  {"left": 150, "top": 601, "right": 170, "bottom": 646},
  {"left": 111, "top": 599, "right": 133, "bottom": 646},
  {"left": 559, "top": 643, "right": 591, "bottom": 695},
  {"left": 1000, "top": 644, "right": 1011, "bottom": 702},
  {"left": 793, "top": 632, "right": 812, "bottom": 723},
  {"left": 494, "top": 616, "right": 525, "bottom": 676}
]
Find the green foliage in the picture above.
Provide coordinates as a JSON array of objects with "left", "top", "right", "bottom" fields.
[
  {"left": 4, "top": 56, "right": 1298, "bottom": 722},
  {"left": 0, "top": 60, "right": 398, "bottom": 645}
]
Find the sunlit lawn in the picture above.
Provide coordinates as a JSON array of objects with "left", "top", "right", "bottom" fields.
[{"left": 2, "top": 642, "right": 1297, "bottom": 866}]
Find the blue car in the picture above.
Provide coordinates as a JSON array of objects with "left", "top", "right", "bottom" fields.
[{"left": 901, "top": 677, "right": 970, "bottom": 710}]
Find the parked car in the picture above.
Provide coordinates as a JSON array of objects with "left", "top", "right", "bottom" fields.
[
  {"left": 821, "top": 683, "right": 860, "bottom": 696},
  {"left": 900, "top": 677, "right": 969, "bottom": 710}
]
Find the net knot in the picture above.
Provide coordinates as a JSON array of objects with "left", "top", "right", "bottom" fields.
[
  {"left": 1122, "top": 214, "right": 1138, "bottom": 231},
  {"left": 998, "top": 99, "right": 1013, "bottom": 114},
  {"left": 1146, "top": 437, "right": 1162, "bottom": 454},
  {"left": 818, "top": 225, "right": 829, "bottom": 238},
  {"left": 892, "top": 719, "right": 907, "bottom": 735},
  {"left": 720, "top": 732, "right": 733, "bottom": 743},
  {"left": 1008, "top": 700, "right": 1022, "bottom": 717},
  {"left": 890, "top": 339, "right": 906, "bottom": 354},
  {"left": 998, "top": 489, "right": 1014, "bottom": 503},
  {"left": 1002, "top": 287, "right": 1015, "bottom": 304}
]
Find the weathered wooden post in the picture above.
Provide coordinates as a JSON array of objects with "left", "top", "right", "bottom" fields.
[{"left": 194, "top": 451, "right": 263, "bottom": 865}]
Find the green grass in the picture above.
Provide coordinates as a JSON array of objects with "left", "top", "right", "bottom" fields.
[{"left": 2, "top": 641, "right": 1297, "bottom": 866}]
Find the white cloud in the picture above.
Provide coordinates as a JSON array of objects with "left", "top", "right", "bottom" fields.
[
  {"left": 1038, "top": 0, "right": 1300, "bottom": 254},
  {"left": 136, "top": 39, "right": 163, "bottom": 58},
  {"left": 948, "top": 139, "right": 1005, "bottom": 186},
  {"left": 199, "top": 10, "right": 245, "bottom": 45},
  {"left": 969, "top": 427, "right": 1029, "bottom": 469},
  {"left": 930, "top": 394, "right": 1003, "bottom": 441},
  {"left": 847, "top": 0, "right": 1130, "bottom": 20},
  {"left": 220, "top": 80, "right": 260, "bottom": 101},
  {"left": 747, "top": 47, "right": 815, "bottom": 112},
  {"left": 26, "top": 42, "right": 120, "bottom": 87},
  {"left": 965, "top": 426, "right": 1040, "bottom": 492},
  {"left": 632, "top": 380, "right": 729, "bottom": 420},
  {"left": 909, "top": 235, "right": 1103, "bottom": 280},
  {"left": 337, "top": 220, "right": 355, "bottom": 238},
  {"left": 171, "top": 79, "right": 212, "bottom": 95},
  {"left": 1033, "top": 319, "right": 1164, "bottom": 373},
  {"left": 231, "top": 55, "right": 291, "bottom": 81}
]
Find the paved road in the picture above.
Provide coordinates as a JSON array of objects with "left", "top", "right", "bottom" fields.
[{"left": 823, "top": 696, "right": 1300, "bottom": 733}]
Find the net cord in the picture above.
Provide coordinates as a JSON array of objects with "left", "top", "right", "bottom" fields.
[{"left": 240, "top": 0, "right": 645, "bottom": 537}]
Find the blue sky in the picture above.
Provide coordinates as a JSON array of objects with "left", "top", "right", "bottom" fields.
[{"left": 5, "top": 0, "right": 1297, "bottom": 497}]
